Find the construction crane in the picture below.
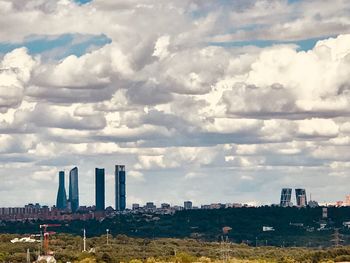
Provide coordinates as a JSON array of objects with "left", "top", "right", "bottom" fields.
[{"left": 39, "top": 224, "right": 61, "bottom": 255}]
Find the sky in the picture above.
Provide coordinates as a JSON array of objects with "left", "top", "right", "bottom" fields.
[{"left": 1, "top": 0, "right": 350, "bottom": 208}]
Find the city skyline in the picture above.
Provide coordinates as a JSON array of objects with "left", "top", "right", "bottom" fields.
[
  {"left": 55, "top": 165, "right": 128, "bottom": 211},
  {"left": 2, "top": 1, "right": 350, "bottom": 207},
  {"left": 4, "top": 163, "right": 350, "bottom": 209},
  {"left": 1, "top": 162, "right": 349, "bottom": 208}
]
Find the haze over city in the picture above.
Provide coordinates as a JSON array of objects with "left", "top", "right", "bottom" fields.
[{"left": 1, "top": 0, "right": 350, "bottom": 208}]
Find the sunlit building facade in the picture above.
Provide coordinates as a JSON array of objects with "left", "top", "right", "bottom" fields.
[{"left": 295, "top": 188, "right": 307, "bottom": 207}]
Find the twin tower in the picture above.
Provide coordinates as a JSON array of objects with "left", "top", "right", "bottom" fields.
[
  {"left": 56, "top": 165, "right": 126, "bottom": 212},
  {"left": 280, "top": 188, "right": 307, "bottom": 207}
]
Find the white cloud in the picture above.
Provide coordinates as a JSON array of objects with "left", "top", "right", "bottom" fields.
[
  {"left": 297, "top": 118, "right": 339, "bottom": 138},
  {"left": 0, "top": 48, "right": 36, "bottom": 112},
  {"left": 128, "top": 170, "right": 145, "bottom": 181},
  {"left": 2, "top": 1, "right": 350, "bottom": 206},
  {"left": 153, "top": 35, "right": 170, "bottom": 60},
  {"left": 219, "top": 34, "right": 350, "bottom": 119}
]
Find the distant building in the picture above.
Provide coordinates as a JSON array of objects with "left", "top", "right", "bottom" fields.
[
  {"left": 322, "top": 207, "right": 328, "bottom": 219},
  {"left": 336, "top": 201, "right": 344, "bottom": 207},
  {"left": 132, "top": 203, "right": 140, "bottom": 210},
  {"left": 115, "top": 165, "right": 126, "bottom": 211},
  {"left": 173, "top": 205, "right": 183, "bottom": 211},
  {"left": 295, "top": 188, "right": 307, "bottom": 207},
  {"left": 95, "top": 168, "right": 105, "bottom": 211},
  {"left": 280, "top": 188, "right": 292, "bottom": 207},
  {"left": 308, "top": 200, "right": 319, "bottom": 208},
  {"left": 346, "top": 195, "right": 350, "bottom": 206},
  {"left": 161, "top": 203, "right": 170, "bottom": 209},
  {"left": 56, "top": 171, "right": 67, "bottom": 210},
  {"left": 210, "top": 203, "right": 222, "bottom": 209},
  {"left": 225, "top": 203, "right": 242, "bottom": 208},
  {"left": 184, "top": 201, "right": 193, "bottom": 210},
  {"left": 145, "top": 202, "right": 156, "bottom": 210},
  {"left": 69, "top": 167, "right": 79, "bottom": 212}
]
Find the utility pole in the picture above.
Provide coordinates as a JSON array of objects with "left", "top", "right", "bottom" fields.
[
  {"left": 220, "top": 235, "right": 230, "bottom": 263},
  {"left": 331, "top": 228, "right": 344, "bottom": 247},
  {"left": 39, "top": 231, "right": 43, "bottom": 255},
  {"left": 106, "top": 229, "right": 109, "bottom": 245},
  {"left": 26, "top": 249, "right": 30, "bottom": 263},
  {"left": 83, "top": 229, "right": 86, "bottom": 252}
]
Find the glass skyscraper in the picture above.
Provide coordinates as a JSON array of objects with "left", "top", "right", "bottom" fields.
[
  {"left": 69, "top": 167, "right": 79, "bottom": 212},
  {"left": 280, "top": 188, "right": 292, "bottom": 207},
  {"left": 115, "top": 165, "right": 126, "bottom": 211},
  {"left": 56, "top": 171, "right": 67, "bottom": 210},
  {"left": 95, "top": 168, "right": 105, "bottom": 211}
]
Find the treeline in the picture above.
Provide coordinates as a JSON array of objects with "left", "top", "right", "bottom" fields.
[{"left": 1, "top": 206, "right": 350, "bottom": 247}]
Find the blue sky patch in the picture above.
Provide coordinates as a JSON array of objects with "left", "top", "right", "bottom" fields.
[
  {"left": 74, "top": 0, "right": 92, "bottom": 5},
  {"left": 0, "top": 33, "right": 111, "bottom": 60},
  {"left": 209, "top": 36, "right": 334, "bottom": 51}
]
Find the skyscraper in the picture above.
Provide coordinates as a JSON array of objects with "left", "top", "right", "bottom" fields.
[
  {"left": 56, "top": 171, "right": 67, "bottom": 210},
  {"left": 115, "top": 165, "right": 126, "bottom": 211},
  {"left": 280, "top": 188, "right": 292, "bottom": 207},
  {"left": 69, "top": 167, "right": 79, "bottom": 212},
  {"left": 295, "top": 188, "right": 307, "bottom": 207},
  {"left": 95, "top": 168, "right": 105, "bottom": 211}
]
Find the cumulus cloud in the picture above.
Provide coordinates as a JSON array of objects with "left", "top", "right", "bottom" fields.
[
  {"left": 29, "top": 103, "right": 107, "bottom": 130},
  {"left": 219, "top": 34, "right": 350, "bottom": 119},
  {"left": 0, "top": 48, "right": 36, "bottom": 112}
]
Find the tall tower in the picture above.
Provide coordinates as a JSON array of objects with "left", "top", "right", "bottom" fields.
[
  {"left": 56, "top": 171, "right": 67, "bottom": 210},
  {"left": 280, "top": 188, "right": 292, "bottom": 207},
  {"left": 295, "top": 188, "right": 307, "bottom": 207},
  {"left": 69, "top": 167, "right": 79, "bottom": 212},
  {"left": 115, "top": 165, "right": 126, "bottom": 211},
  {"left": 95, "top": 168, "right": 105, "bottom": 211}
]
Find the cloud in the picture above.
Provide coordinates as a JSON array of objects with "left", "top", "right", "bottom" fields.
[
  {"left": 0, "top": 48, "right": 36, "bottom": 112},
  {"left": 127, "top": 170, "right": 145, "bottom": 181},
  {"left": 2, "top": 1, "right": 350, "bottom": 206},
  {"left": 219, "top": 34, "right": 350, "bottom": 119},
  {"left": 29, "top": 103, "right": 107, "bottom": 130}
]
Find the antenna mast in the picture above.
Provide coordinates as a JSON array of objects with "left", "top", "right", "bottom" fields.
[
  {"left": 106, "top": 229, "right": 109, "bottom": 245},
  {"left": 26, "top": 248, "right": 30, "bottom": 263},
  {"left": 83, "top": 229, "right": 86, "bottom": 252}
]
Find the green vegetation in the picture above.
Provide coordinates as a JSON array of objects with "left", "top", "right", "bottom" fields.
[
  {"left": 1, "top": 206, "right": 350, "bottom": 247},
  {"left": 2, "top": 234, "right": 350, "bottom": 262},
  {"left": 2, "top": 207, "right": 350, "bottom": 261}
]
